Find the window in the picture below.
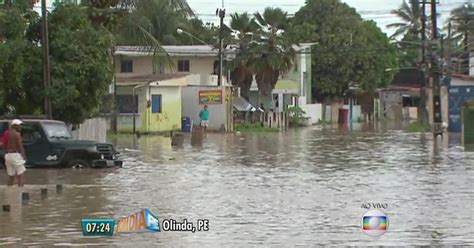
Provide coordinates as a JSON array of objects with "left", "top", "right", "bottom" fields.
[
  {"left": 117, "top": 95, "right": 138, "bottom": 114},
  {"left": 294, "top": 61, "right": 298, "bottom": 72},
  {"left": 177, "top": 60, "right": 190, "bottom": 72},
  {"left": 43, "top": 123, "right": 72, "bottom": 140},
  {"left": 21, "top": 123, "right": 44, "bottom": 144},
  {"left": 121, "top": 59, "right": 133, "bottom": 73},
  {"left": 151, "top": 95, "right": 162, "bottom": 113}
]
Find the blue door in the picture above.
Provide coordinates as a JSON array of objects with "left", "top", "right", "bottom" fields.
[{"left": 448, "top": 86, "right": 474, "bottom": 132}]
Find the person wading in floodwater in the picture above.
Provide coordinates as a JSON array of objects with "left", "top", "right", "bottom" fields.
[
  {"left": 4, "top": 119, "right": 27, "bottom": 187},
  {"left": 199, "top": 105, "right": 209, "bottom": 133}
]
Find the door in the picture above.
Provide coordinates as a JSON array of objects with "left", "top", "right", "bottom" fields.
[{"left": 21, "top": 122, "right": 51, "bottom": 166}]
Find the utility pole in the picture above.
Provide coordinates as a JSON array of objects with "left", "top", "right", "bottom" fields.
[
  {"left": 216, "top": 8, "right": 225, "bottom": 86},
  {"left": 447, "top": 22, "right": 452, "bottom": 76},
  {"left": 419, "top": 0, "right": 429, "bottom": 125},
  {"left": 112, "top": 47, "right": 118, "bottom": 134},
  {"left": 421, "top": 1, "right": 426, "bottom": 63},
  {"left": 431, "top": 0, "right": 443, "bottom": 136},
  {"left": 41, "top": 0, "right": 52, "bottom": 119}
]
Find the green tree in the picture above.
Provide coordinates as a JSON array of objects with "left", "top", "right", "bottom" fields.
[
  {"left": 115, "top": 0, "right": 189, "bottom": 45},
  {"left": 227, "top": 12, "right": 258, "bottom": 99},
  {"left": 0, "top": 0, "right": 39, "bottom": 115},
  {"left": 386, "top": 0, "right": 422, "bottom": 39},
  {"left": 290, "top": 0, "right": 397, "bottom": 96},
  {"left": 251, "top": 7, "right": 295, "bottom": 97},
  {"left": 46, "top": 4, "right": 114, "bottom": 124},
  {"left": 448, "top": 3, "right": 474, "bottom": 50}
]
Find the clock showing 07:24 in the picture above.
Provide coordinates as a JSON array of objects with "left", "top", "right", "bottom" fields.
[{"left": 81, "top": 219, "right": 115, "bottom": 236}]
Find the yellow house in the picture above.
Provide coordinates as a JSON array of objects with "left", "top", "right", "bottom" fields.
[
  {"left": 116, "top": 74, "right": 187, "bottom": 133},
  {"left": 113, "top": 45, "right": 233, "bottom": 133}
]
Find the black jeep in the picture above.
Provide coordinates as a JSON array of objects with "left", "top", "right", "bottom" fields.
[{"left": 0, "top": 118, "right": 122, "bottom": 168}]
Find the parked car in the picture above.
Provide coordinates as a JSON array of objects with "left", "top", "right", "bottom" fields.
[{"left": 0, "top": 118, "right": 122, "bottom": 169}]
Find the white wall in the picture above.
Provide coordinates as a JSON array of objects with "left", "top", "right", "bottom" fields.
[
  {"left": 300, "top": 104, "right": 322, "bottom": 125},
  {"left": 181, "top": 86, "right": 227, "bottom": 131},
  {"left": 71, "top": 117, "right": 107, "bottom": 143}
]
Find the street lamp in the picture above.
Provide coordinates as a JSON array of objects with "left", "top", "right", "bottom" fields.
[{"left": 176, "top": 28, "right": 208, "bottom": 45}]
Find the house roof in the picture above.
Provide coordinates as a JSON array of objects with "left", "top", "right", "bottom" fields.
[
  {"left": 116, "top": 74, "right": 187, "bottom": 86},
  {"left": 115, "top": 45, "right": 220, "bottom": 57},
  {"left": 275, "top": 80, "right": 300, "bottom": 90},
  {"left": 115, "top": 43, "right": 317, "bottom": 57},
  {"left": 233, "top": 96, "right": 256, "bottom": 112}
]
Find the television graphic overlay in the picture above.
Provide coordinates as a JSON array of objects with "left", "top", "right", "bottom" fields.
[
  {"left": 115, "top": 209, "right": 161, "bottom": 233},
  {"left": 361, "top": 209, "right": 388, "bottom": 237},
  {"left": 81, "top": 219, "right": 115, "bottom": 236}
]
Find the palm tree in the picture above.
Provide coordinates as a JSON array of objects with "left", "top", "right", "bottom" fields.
[
  {"left": 387, "top": 0, "right": 422, "bottom": 39},
  {"left": 115, "top": 0, "right": 189, "bottom": 46},
  {"left": 227, "top": 12, "right": 258, "bottom": 100},
  {"left": 448, "top": 3, "right": 474, "bottom": 49},
  {"left": 251, "top": 7, "right": 295, "bottom": 98}
]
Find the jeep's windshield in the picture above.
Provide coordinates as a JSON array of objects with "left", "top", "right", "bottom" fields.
[{"left": 43, "top": 122, "right": 73, "bottom": 140}]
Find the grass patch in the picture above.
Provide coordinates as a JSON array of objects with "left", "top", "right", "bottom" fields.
[
  {"left": 406, "top": 121, "right": 430, "bottom": 133},
  {"left": 235, "top": 123, "right": 279, "bottom": 133}
]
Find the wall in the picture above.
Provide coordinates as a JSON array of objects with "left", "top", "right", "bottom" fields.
[
  {"left": 448, "top": 85, "right": 474, "bottom": 132},
  {"left": 380, "top": 91, "right": 403, "bottom": 120},
  {"left": 116, "top": 86, "right": 182, "bottom": 132},
  {"left": 115, "top": 56, "right": 153, "bottom": 76},
  {"left": 165, "top": 57, "right": 216, "bottom": 75},
  {"left": 115, "top": 56, "right": 216, "bottom": 76},
  {"left": 300, "top": 104, "right": 322, "bottom": 125},
  {"left": 116, "top": 86, "right": 146, "bottom": 132},
  {"left": 71, "top": 117, "right": 107, "bottom": 143},
  {"left": 281, "top": 47, "right": 312, "bottom": 104},
  {"left": 145, "top": 86, "right": 182, "bottom": 132},
  {"left": 181, "top": 86, "right": 229, "bottom": 131}
]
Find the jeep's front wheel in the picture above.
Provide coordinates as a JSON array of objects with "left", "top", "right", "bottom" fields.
[{"left": 69, "top": 159, "right": 90, "bottom": 169}]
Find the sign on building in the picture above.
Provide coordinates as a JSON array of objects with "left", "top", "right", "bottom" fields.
[{"left": 199, "top": 90, "right": 222, "bottom": 104}]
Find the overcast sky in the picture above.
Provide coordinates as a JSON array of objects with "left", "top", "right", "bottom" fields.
[{"left": 187, "top": 0, "right": 472, "bottom": 36}]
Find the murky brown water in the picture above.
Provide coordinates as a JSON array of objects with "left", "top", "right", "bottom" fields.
[{"left": 1, "top": 124, "right": 473, "bottom": 246}]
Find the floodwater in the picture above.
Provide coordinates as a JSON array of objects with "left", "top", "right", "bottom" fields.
[{"left": 1, "top": 123, "right": 473, "bottom": 246}]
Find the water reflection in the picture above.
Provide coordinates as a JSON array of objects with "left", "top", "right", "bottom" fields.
[{"left": 0, "top": 126, "right": 473, "bottom": 246}]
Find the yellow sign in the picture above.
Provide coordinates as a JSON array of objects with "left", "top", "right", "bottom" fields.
[{"left": 199, "top": 90, "right": 222, "bottom": 104}]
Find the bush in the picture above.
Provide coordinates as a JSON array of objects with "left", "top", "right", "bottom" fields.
[
  {"left": 287, "top": 106, "right": 307, "bottom": 127},
  {"left": 406, "top": 121, "right": 430, "bottom": 133}
]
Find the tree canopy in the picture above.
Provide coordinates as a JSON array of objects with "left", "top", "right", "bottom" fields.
[
  {"left": 290, "top": 0, "right": 398, "bottom": 97},
  {"left": 0, "top": 2, "right": 113, "bottom": 124}
]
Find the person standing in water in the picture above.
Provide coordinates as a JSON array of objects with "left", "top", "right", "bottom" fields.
[
  {"left": 4, "top": 119, "right": 27, "bottom": 187},
  {"left": 199, "top": 105, "right": 209, "bottom": 132}
]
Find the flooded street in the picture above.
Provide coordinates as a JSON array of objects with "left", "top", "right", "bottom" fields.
[{"left": 1, "top": 124, "right": 473, "bottom": 246}]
